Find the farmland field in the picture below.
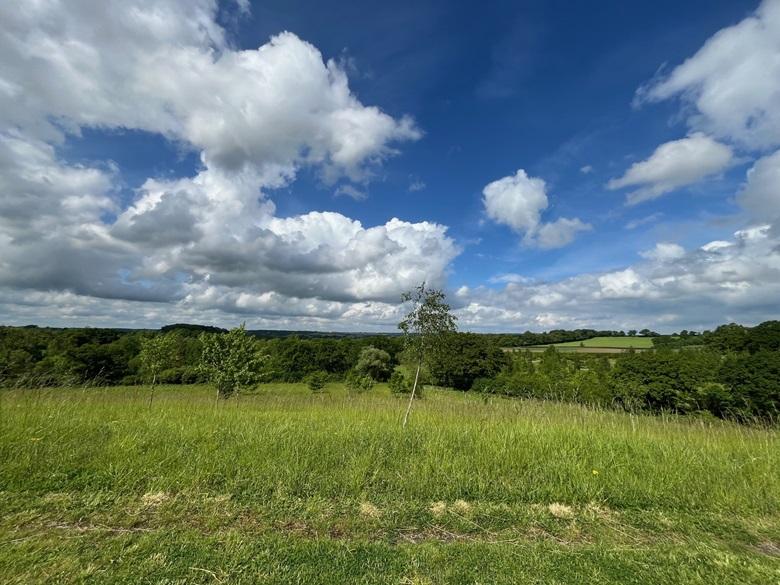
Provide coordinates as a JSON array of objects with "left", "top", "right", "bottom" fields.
[
  {"left": 553, "top": 336, "right": 656, "bottom": 348},
  {"left": 1, "top": 384, "right": 778, "bottom": 584}
]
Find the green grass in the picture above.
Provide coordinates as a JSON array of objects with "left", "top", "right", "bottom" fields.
[
  {"left": 1, "top": 384, "right": 778, "bottom": 583},
  {"left": 552, "top": 336, "right": 655, "bottom": 348}
]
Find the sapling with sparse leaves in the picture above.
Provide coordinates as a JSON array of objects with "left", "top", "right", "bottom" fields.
[
  {"left": 398, "top": 282, "right": 457, "bottom": 427},
  {"left": 139, "top": 332, "right": 178, "bottom": 408}
]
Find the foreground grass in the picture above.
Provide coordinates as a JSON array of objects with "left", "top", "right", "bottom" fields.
[{"left": 1, "top": 384, "right": 778, "bottom": 583}]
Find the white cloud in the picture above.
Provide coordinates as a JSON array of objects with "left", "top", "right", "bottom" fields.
[
  {"left": 483, "top": 169, "right": 548, "bottom": 232},
  {"left": 488, "top": 273, "right": 533, "bottom": 285},
  {"left": 0, "top": 2, "right": 420, "bottom": 179},
  {"left": 482, "top": 169, "right": 590, "bottom": 248},
  {"left": 738, "top": 149, "right": 780, "bottom": 221},
  {"left": 454, "top": 224, "right": 780, "bottom": 332},
  {"left": 625, "top": 212, "right": 663, "bottom": 230},
  {"left": 639, "top": 242, "right": 686, "bottom": 262},
  {"left": 0, "top": 0, "right": 461, "bottom": 327},
  {"left": 637, "top": 0, "right": 780, "bottom": 151},
  {"left": 532, "top": 218, "right": 592, "bottom": 249},
  {"left": 580, "top": 165, "right": 593, "bottom": 174},
  {"left": 409, "top": 180, "right": 426, "bottom": 192},
  {"left": 334, "top": 184, "right": 367, "bottom": 200},
  {"left": 607, "top": 133, "right": 733, "bottom": 204}
]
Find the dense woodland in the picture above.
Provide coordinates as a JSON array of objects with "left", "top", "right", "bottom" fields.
[{"left": 1, "top": 321, "right": 779, "bottom": 422}]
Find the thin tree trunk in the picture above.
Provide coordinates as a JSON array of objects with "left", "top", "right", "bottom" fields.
[
  {"left": 148, "top": 373, "right": 156, "bottom": 409},
  {"left": 402, "top": 357, "right": 422, "bottom": 428}
]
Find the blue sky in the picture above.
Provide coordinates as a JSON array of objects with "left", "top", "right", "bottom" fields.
[{"left": 1, "top": 0, "right": 779, "bottom": 331}]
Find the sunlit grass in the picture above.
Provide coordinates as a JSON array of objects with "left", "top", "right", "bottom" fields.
[{"left": 1, "top": 384, "right": 777, "bottom": 584}]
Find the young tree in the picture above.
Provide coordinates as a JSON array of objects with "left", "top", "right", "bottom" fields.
[
  {"left": 139, "top": 332, "right": 178, "bottom": 408},
  {"left": 305, "top": 370, "right": 328, "bottom": 393},
  {"left": 398, "top": 283, "right": 457, "bottom": 427},
  {"left": 199, "top": 325, "right": 261, "bottom": 399}
]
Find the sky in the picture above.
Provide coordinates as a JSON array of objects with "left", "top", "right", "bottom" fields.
[{"left": 0, "top": 0, "right": 779, "bottom": 332}]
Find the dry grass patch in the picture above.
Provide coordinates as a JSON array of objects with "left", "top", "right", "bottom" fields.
[
  {"left": 429, "top": 501, "right": 447, "bottom": 517},
  {"left": 141, "top": 491, "right": 170, "bottom": 507},
  {"left": 548, "top": 503, "right": 575, "bottom": 519},
  {"left": 452, "top": 499, "right": 472, "bottom": 515},
  {"left": 359, "top": 501, "right": 382, "bottom": 519}
]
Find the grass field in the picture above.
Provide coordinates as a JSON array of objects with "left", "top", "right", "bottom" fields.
[
  {"left": 552, "top": 336, "right": 656, "bottom": 349},
  {"left": 1, "top": 384, "right": 778, "bottom": 584}
]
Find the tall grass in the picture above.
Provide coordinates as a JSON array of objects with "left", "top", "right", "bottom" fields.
[
  {"left": 2, "top": 384, "right": 776, "bottom": 514},
  {"left": 2, "top": 384, "right": 778, "bottom": 584}
]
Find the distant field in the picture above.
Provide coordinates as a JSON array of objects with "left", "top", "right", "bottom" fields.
[
  {"left": 553, "top": 336, "right": 655, "bottom": 348},
  {"left": 509, "top": 336, "right": 656, "bottom": 353},
  {"left": 1, "top": 384, "right": 778, "bottom": 584}
]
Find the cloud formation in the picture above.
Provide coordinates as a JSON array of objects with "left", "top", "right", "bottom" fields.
[
  {"left": 0, "top": 0, "right": 459, "bottom": 325},
  {"left": 607, "top": 133, "right": 733, "bottom": 204},
  {"left": 457, "top": 225, "right": 780, "bottom": 332},
  {"left": 482, "top": 169, "right": 591, "bottom": 248},
  {"left": 637, "top": 0, "right": 780, "bottom": 151}
]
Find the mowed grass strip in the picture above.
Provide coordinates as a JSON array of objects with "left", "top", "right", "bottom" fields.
[{"left": 1, "top": 384, "right": 778, "bottom": 584}]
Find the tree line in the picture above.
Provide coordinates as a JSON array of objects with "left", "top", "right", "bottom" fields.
[{"left": 1, "top": 318, "right": 778, "bottom": 423}]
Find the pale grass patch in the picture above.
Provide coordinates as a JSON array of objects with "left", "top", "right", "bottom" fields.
[
  {"left": 400, "top": 576, "right": 433, "bottom": 585},
  {"left": 359, "top": 501, "right": 382, "bottom": 519},
  {"left": 548, "top": 502, "right": 575, "bottom": 519},
  {"left": 141, "top": 491, "right": 170, "bottom": 507},
  {"left": 452, "top": 499, "right": 472, "bottom": 515},
  {"left": 147, "top": 552, "right": 167, "bottom": 566},
  {"left": 42, "top": 492, "right": 72, "bottom": 504},
  {"left": 584, "top": 501, "right": 614, "bottom": 520},
  {"left": 429, "top": 501, "right": 447, "bottom": 517}
]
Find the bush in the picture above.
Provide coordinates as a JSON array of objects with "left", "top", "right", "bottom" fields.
[
  {"left": 388, "top": 370, "right": 410, "bottom": 394},
  {"left": 354, "top": 346, "right": 393, "bottom": 381},
  {"left": 345, "top": 370, "right": 374, "bottom": 393},
  {"left": 305, "top": 371, "right": 329, "bottom": 393},
  {"left": 470, "top": 377, "right": 499, "bottom": 394}
]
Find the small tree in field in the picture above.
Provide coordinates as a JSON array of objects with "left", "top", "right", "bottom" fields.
[
  {"left": 305, "top": 371, "right": 328, "bottom": 393},
  {"left": 198, "top": 325, "right": 260, "bottom": 399},
  {"left": 398, "top": 283, "right": 457, "bottom": 427},
  {"left": 139, "top": 332, "right": 178, "bottom": 408}
]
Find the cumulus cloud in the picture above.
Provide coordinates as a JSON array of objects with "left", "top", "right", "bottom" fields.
[
  {"left": 636, "top": 0, "right": 780, "bottom": 151},
  {"left": 483, "top": 170, "right": 548, "bottom": 232},
  {"left": 0, "top": 1, "right": 419, "bottom": 178},
  {"left": 0, "top": 0, "right": 460, "bottom": 326},
  {"left": 738, "top": 149, "right": 780, "bottom": 221},
  {"left": 532, "top": 218, "right": 592, "bottom": 249},
  {"left": 639, "top": 242, "right": 686, "bottom": 262},
  {"left": 482, "top": 169, "right": 591, "bottom": 248},
  {"left": 454, "top": 225, "right": 780, "bottom": 332},
  {"left": 607, "top": 133, "right": 733, "bottom": 204}
]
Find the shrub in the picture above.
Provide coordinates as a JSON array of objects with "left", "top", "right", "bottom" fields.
[
  {"left": 354, "top": 346, "right": 393, "bottom": 381},
  {"left": 388, "top": 370, "right": 410, "bottom": 394},
  {"left": 345, "top": 370, "right": 374, "bottom": 393},
  {"left": 305, "top": 371, "right": 329, "bottom": 393}
]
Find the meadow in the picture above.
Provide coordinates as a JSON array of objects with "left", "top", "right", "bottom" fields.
[{"left": 1, "top": 383, "right": 778, "bottom": 584}]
